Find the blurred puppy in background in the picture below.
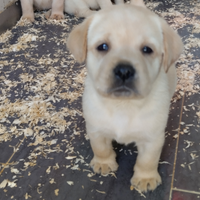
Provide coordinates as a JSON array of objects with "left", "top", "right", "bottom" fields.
[
  {"left": 67, "top": 0, "right": 183, "bottom": 192},
  {"left": 21, "top": 0, "right": 64, "bottom": 22},
  {"left": 21, "top": 0, "right": 122, "bottom": 21},
  {"left": 64, "top": 0, "right": 123, "bottom": 18}
]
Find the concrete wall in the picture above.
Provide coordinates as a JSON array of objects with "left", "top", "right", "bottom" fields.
[{"left": 0, "top": 0, "right": 15, "bottom": 13}]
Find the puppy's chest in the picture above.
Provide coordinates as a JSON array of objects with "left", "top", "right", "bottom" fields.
[{"left": 97, "top": 110, "right": 152, "bottom": 144}]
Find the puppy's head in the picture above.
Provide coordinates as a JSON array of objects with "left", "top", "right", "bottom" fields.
[{"left": 67, "top": 3, "right": 183, "bottom": 99}]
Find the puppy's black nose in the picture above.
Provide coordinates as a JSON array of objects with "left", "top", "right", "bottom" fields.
[{"left": 114, "top": 63, "right": 135, "bottom": 82}]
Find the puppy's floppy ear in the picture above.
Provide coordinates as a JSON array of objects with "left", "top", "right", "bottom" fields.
[
  {"left": 67, "top": 16, "right": 93, "bottom": 63},
  {"left": 130, "top": 0, "right": 146, "bottom": 8},
  {"left": 161, "top": 18, "right": 183, "bottom": 72}
]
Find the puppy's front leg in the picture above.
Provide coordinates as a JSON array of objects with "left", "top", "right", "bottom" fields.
[
  {"left": 21, "top": 0, "right": 34, "bottom": 22},
  {"left": 97, "top": 0, "right": 112, "bottom": 8},
  {"left": 131, "top": 136, "right": 164, "bottom": 192},
  {"left": 50, "top": 0, "right": 64, "bottom": 20},
  {"left": 114, "top": 0, "right": 124, "bottom": 4},
  {"left": 89, "top": 135, "right": 118, "bottom": 175}
]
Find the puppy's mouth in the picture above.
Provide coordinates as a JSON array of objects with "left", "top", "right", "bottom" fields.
[
  {"left": 96, "top": 85, "right": 140, "bottom": 99},
  {"left": 109, "top": 85, "right": 137, "bottom": 97}
]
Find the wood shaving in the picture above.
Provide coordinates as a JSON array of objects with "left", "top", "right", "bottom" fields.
[
  {"left": 7, "top": 179, "right": 17, "bottom": 188},
  {"left": 130, "top": 185, "right": 134, "bottom": 191},
  {"left": 46, "top": 166, "right": 51, "bottom": 174},
  {"left": 96, "top": 190, "right": 106, "bottom": 194},
  {"left": 133, "top": 187, "right": 147, "bottom": 198},
  {"left": 67, "top": 181, "right": 74, "bottom": 186},
  {"left": 89, "top": 179, "right": 97, "bottom": 182},
  {"left": 65, "top": 156, "right": 77, "bottom": 160},
  {"left": 10, "top": 168, "right": 20, "bottom": 174},
  {"left": 54, "top": 189, "right": 59, "bottom": 196},
  {"left": 184, "top": 140, "right": 194, "bottom": 148},
  {"left": 0, "top": 179, "right": 8, "bottom": 189},
  {"left": 173, "top": 134, "right": 178, "bottom": 139},
  {"left": 159, "top": 161, "right": 171, "bottom": 165},
  {"left": 190, "top": 153, "right": 199, "bottom": 160},
  {"left": 49, "top": 178, "right": 56, "bottom": 184},
  {"left": 24, "top": 193, "right": 31, "bottom": 199},
  {"left": 87, "top": 173, "right": 95, "bottom": 178}
]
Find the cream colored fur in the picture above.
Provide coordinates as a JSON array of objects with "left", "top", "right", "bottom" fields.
[
  {"left": 67, "top": 1, "right": 183, "bottom": 192},
  {"left": 21, "top": 0, "right": 64, "bottom": 22},
  {"left": 64, "top": 0, "right": 121, "bottom": 18}
]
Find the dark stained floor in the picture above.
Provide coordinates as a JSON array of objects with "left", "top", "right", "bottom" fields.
[{"left": 0, "top": 0, "right": 200, "bottom": 200}]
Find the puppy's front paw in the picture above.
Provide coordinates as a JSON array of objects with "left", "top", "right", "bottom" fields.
[
  {"left": 21, "top": 15, "right": 34, "bottom": 22},
  {"left": 90, "top": 155, "right": 118, "bottom": 175},
  {"left": 50, "top": 13, "right": 64, "bottom": 20},
  {"left": 130, "top": 171, "right": 161, "bottom": 192}
]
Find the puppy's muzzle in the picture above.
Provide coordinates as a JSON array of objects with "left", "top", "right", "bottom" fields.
[{"left": 110, "top": 62, "right": 137, "bottom": 97}]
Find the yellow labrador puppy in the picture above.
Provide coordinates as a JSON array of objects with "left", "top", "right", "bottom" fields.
[
  {"left": 67, "top": 1, "right": 183, "bottom": 192},
  {"left": 21, "top": 0, "right": 64, "bottom": 22},
  {"left": 64, "top": 0, "right": 119, "bottom": 18}
]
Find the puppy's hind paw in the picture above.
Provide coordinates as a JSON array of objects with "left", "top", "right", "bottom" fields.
[
  {"left": 90, "top": 157, "right": 118, "bottom": 175},
  {"left": 50, "top": 13, "right": 64, "bottom": 20},
  {"left": 21, "top": 15, "right": 34, "bottom": 22},
  {"left": 130, "top": 172, "right": 161, "bottom": 192}
]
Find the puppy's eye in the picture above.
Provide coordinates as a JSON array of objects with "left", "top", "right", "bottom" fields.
[
  {"left": 97, "top": 43, "right": 109, "bottom": 51},
  {"left": 142, "top": 46, "right": 153, "bottom": 54}
]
